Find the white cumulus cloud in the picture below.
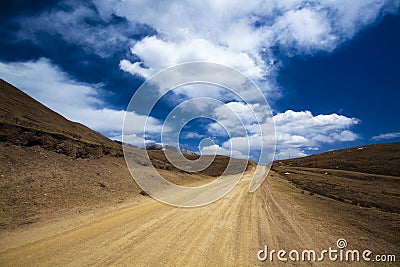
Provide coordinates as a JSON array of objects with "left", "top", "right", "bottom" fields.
[
  {"left": 112, "top": 0, "right": 400, "bottom": 87},
  {"left": 120, "top": 36, "right": 265, "bottom": 80},
  {"left": 5, "top": 0, "right": 399, "bottom": 160},
  {"left": 274, "top": 110, "right": 360, "bottom": 158},
  {"left": 0, "top": 58, "right": 164, "bottom": 145},
  {"left": 371, "top": 132, "right": 400, "bottom": 141}
]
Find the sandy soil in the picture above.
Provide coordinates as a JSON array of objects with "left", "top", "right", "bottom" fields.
[{"left": 0, "top": 171, "right": 398, "bottom": 266}]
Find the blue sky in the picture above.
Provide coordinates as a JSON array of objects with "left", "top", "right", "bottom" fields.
[{"left": 0, "top": 0, "right": 399, "bottom": 161}]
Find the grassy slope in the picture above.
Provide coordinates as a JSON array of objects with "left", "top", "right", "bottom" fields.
[
  {"left": 273, "top": 143, "right": 400, "bottom": 214},
  {"left": 274, "top": 142, "right": 400, "bottom": 176}
]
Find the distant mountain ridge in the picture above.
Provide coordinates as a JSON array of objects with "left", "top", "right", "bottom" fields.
[{"left": 145, "top": 142, "right": 198, "bottom": 156}]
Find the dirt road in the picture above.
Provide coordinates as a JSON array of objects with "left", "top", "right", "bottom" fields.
[{"left": 0, "top": 171, "right": 398, "bottom": 266}]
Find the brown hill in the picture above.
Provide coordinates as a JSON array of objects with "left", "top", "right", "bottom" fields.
[
  {"left": 274, "top": 142, "right": 400, "bottom": 176},
  {"left": 0, "top": 79, "right": 253, "bottom": 228},
  {"left": 0, "top": 79, "right": 253, "bottom": 172},
  {"left": 0, "top": 79, "right": 122, "bottom": 159},
  {"left": 273, "top": 143, "right": 400, "bottom": 214},
  {"left": 148, "top": 150, "right": 256, "bottom": 179},
  {"left": 0, "top": 79, "right": 139, "bottom": 228}
]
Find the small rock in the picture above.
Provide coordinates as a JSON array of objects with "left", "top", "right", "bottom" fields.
[{"left": 140, "top": 190, "right": 149, "bottom": 196}]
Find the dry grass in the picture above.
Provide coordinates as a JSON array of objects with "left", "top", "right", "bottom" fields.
[
  {"left": 0, "top": 143, "right": 140, "bottom": 229},
  {"left": 275, "top": 142, "right": 400, "bottom": 176},
  {"left": 148, "top": 150, "right": 256, "bottom": 177},
  {"left": 273, "top": 142, "right": 400, "bottom": 214}
]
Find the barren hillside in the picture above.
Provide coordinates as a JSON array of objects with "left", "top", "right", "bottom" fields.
[{"left": 0, "top": 80, "right": 251, "bottom": 228}]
